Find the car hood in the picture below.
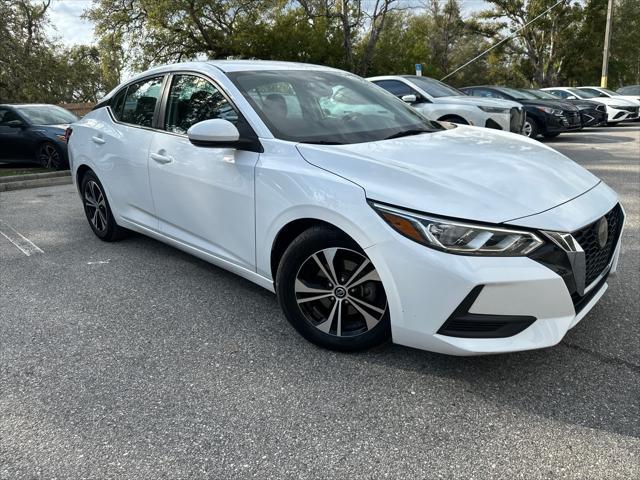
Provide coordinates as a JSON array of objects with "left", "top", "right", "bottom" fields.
[
  {"left": 33, "top": 123, "right": 69, "bottom": 132},
  {"left": 296, "top": 126, "right": 600, "bottom": 225},
  {"left": 583, "top": 96, "right": 634, "bottom": 107},
  {"left": 517, "top": 99, "right": 575, "bottom": 110},
  {"left": 432, "top": 95, "right": 521, "bottom": 108},
  {"left": 612, "top": 95, "right": 640, "bottom": 105}
]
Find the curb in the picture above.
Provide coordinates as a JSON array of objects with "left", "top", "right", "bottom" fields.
[{"left": 0, "top": 171, "right": 72, "bottom": 192}]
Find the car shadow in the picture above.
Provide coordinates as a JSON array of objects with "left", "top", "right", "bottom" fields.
[{"left": 121, "top": 231, "right": 639, "bottom": 441}]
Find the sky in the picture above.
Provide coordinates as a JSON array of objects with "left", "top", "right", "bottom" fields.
[
  {"left": 45, "top": 0, "right": 95, "bottom": 47},
  {"left": 46, "top": 0, "right": 491, "bottom": 47}
]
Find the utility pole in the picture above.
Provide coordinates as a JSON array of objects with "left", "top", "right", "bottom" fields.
[{"left": 600, "top": 0, "right": 614, "bottom": 88}]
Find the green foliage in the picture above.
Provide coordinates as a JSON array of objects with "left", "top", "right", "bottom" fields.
[
  {"left": 0, "top": 0, "right": 121, "bottom": 103},
  {"left": 1, "top": 0, "right": 639, "bottom": 104}
]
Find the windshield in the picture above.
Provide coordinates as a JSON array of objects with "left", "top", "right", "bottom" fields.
[
  {"left": 598, "top": 87, "right": 619, "bottom": 96},
  {"left": 525, "top": 89, "right": 557, "bottom": 100},
  {"left": 497, "top": 87, "right": 538, "bottom": 100},
  {"left": 568, "top": 88, "right": 595, "bottom": 98},
  {"left": 228, "top": 70, "right": 441, "bottom": 144},
  {"left": 405, "top": 76, "right": 464, "bottom": 97},
  {"left": 15, "top": 105, "right": 77, "bottom": 125}
]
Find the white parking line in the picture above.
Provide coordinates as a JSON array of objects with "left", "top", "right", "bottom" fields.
[{"left": 0, "top": 220, "right": 44, "bottom": 256}]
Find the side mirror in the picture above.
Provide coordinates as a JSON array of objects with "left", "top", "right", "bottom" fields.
[
  {"left": 187, "top": 119, "right": 240, "bottom": 148},
  {"left": 401, "top": 94, "right": 417, "bottom": 103},
  {"left": 7, "top": 119, "right": 24, "bottom": 128}
]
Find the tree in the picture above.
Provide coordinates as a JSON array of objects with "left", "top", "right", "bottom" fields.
[{"left": 476, "top": 0, "right": 582, "bottom": 87}]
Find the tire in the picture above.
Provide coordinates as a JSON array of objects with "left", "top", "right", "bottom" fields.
[
  {"left": 80, "top": 170, "right": 127, "bottom": 242},
  {"left": 276, "top": 226, "right": 391, "bottom": 351},
  {"left": 543, "top": 132, "right": 561, "bottom": 138},
  {"left": 37, "top": 142, "right": 65, "bottom": 170},
  {"left": 438, "top": 115, "right": 469, "bottom": 125},
  {"left": 523, "top": 116, "right": 539, "bottom": 138}
]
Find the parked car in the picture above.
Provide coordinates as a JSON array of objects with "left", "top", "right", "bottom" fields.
[
  {"left": 0, "top": 104, "right": 76, "bottom": 169},
  {"left": 460, "top": 86, "right": 581, "bottom": 138},
  {"left": 576, "top": 86, "right": 640, "bottom": 120},
  {"left": 617, "top": 85, "right": 640, "bottom": 96},
  {"left": 68, "top": 61, "right": 624, "bottom": 356},
  {"left": 542, "top": 87, "right": 637, "bottom": 124},
  {"left": 368, "top": 75, "right": 524, "bottom": 134},
  {"left": 524, "top": 89, "right": 607, "bottom": 128}
]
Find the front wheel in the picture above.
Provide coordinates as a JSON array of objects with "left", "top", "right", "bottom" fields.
[
  {"left": 37, "top": 142, "right": 64, "bottom": 169},
  {"left": 523, "top": 116, "right": 539, "bottom": 138},
  {"left": 276, "top": 226, "right": 391, "bottom": 351}
]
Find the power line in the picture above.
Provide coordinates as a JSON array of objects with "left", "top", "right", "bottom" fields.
[{"left": 440, "top": 0, "right": 566, "bottom": 81}]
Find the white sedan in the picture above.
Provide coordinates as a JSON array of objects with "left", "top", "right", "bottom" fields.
[
  {"left": 68, "top": 61, "right": 624, "bottom": 355},
  {"left": 542, "top": 87, "right": 639, "bottom": 123},
  {"left": 577, "top": 86, "right": 640, "bottom": 120},
  {"left": 368, "top": 75, "right": 525, "bottom": 134}
]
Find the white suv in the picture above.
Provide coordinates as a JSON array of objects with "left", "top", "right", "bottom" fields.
[
  {"left": 368, "top": 75, "right": 525, "bottom": 134},
  {"left": 68, "top": 61, "right": 623, "bottom": 355}
]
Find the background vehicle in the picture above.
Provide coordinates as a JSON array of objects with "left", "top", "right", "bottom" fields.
[
  {"left": 542, "top": 87, "right": 637, "bottom": 124},
  {"left": 577, "top": 86, "right": 640, "bottom": 120},
  {"left": 0, "top": 104, "right": 76, "bottom": 169},
  {"left": 368, "top": 75, "right": 524, "bottom": 134},
  {"left": 525, "top": 89, "right": 607, "bottom": 128},
  {"left": 69, "top": 61, "right": 622, "bottom": 356},
  {"left": 461, "top": 86, "right": 581, "bottom": 138},
  {"left": 617, "top": 85, "right": 640, "bottom": 97}
]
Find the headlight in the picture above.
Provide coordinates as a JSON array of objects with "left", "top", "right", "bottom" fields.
[
  {"left": 478, "top": 106, "right": 510, "bottom": 114},
  {"left": 536, "top": 106, "right": 563, "bottom": 115},
  {"left": 610, "top": 105, "right": 627, "bottom": 109},
  {"left": 371, "top": 203, "right": 544, "bottom": 256}
]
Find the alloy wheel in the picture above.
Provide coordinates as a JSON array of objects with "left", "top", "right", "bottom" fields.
[
  {"left": 84, "top": 180, "right": 108, "bottom": 233},
  {"left": 294, "top": 247, "right": 387, "bottom": 337},
  {"left": 38, "top": 143, "right": 60, "bottom": 168},
  {"left": 523, "top": 121, "right": 533, "bottom": 137}
]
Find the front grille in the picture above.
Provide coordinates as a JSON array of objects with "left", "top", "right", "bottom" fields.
[
  {"left": 528, "top": 203, "right": 624, "bottom": 313},
  {"left": 509, "top": 107, "right": 524, "bottom": 133},
  {"left": 596, "top": 105, "right": 607, "bottom": 112},
  {"left": 563, "top": 111, "right": 581, "bottom": 127},
  {"left": 572, "top": 204, "right": 623, "bottom": 286}
]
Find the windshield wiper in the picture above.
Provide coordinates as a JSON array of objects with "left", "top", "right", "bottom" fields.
[{"left": 383, "top": 129, "right": 433, "bottom": 140}]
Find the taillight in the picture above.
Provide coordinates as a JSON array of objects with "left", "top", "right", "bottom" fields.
[{"left": 63, "top": 127, "right": 73, "bottom": 143}]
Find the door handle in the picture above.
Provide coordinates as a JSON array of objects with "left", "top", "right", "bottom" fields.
[
  {"left": 150, "top": 152, "right": 173, "bottom": 164},
  {"left": 91, "top": 136, "right": 106, "bottom": 145}
]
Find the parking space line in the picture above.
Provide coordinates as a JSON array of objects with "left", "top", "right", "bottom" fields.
[{"left": 0, "top": 220, "right": 44, "bottom": 256}]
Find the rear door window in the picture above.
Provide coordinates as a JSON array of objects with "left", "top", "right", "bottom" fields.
[
  {"left": 373, "top": 80, "right": 413, "bottom": 98},
  {"left": 121, "top": 76, "right": 164, "bottom": 127}
]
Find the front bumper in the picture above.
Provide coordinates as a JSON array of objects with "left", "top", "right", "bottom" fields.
[{"left": 365, "top": 187, "right": 622, "bottom": 356}]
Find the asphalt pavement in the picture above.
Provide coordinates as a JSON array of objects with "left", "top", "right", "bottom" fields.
[{"left": 1, "top": 124, "right": 639, "bottom": 479}]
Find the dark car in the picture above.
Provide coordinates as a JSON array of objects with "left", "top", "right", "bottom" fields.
[
  {"left": 0, "top": 104, "right": 77, "bottom": 169},
  {"left": 460, "top": 86, "right": 582, "bottom": 139},
  {"left": 524, "top": 89, "right": 607, "bottom": 128}
]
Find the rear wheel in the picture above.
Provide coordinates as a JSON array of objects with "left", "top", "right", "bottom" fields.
[
  {"left": 276, "top": 226, "right": 390, "bottom": 351},
  {"left": 81, "top": 171, "right": 127, "bottom": 242}
]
